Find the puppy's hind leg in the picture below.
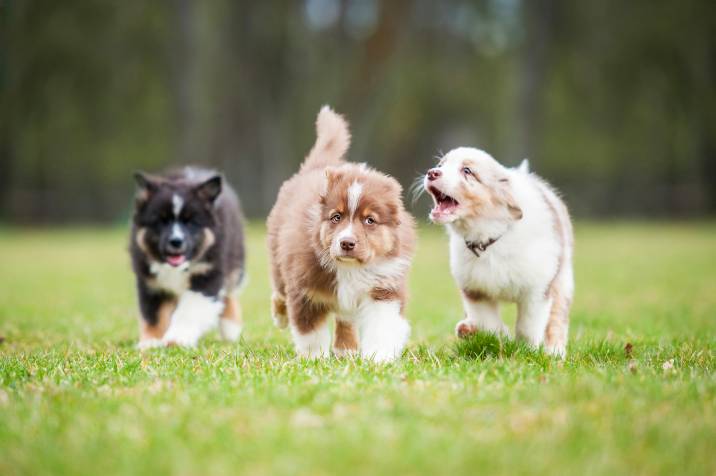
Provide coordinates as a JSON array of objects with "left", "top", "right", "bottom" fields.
[
  {"left": 271, "top": 291, "right": 288, "bottom": 329},
  {"left": 543, "top": 260, "right": 573, "bottom": 358},
  {"left": 544, "top": 271, "right": 573, "bottom": 358},
  {"left": 544, "top": 294, "right": 570, "bottom": 358},
  {"left": 457, "top": 290, "right": 508, "bottom": 338}
]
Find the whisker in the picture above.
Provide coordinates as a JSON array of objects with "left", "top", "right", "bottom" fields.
[
  {"left": 410, "top": 149, "right": 444, "bottom": 205},
  {"left": 409, "top": 174, "right": 427, "bottom": 206}
]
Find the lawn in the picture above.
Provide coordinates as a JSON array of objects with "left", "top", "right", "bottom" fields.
[{"left": 0, "top": 222, "right": 714, "bottom": 475}]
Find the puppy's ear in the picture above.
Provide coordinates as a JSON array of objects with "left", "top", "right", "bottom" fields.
[
  {"left": 495, "top": 176, "right": 523, "bottom": 220},
  {"left": 385, "top": 202, "right": 402, "bottom": 226},
  {"left": 194, "top": 175, "right": 222, "bottom": 203},
  {"left": 134, "top": 171, "right": 160, "bottom": 202},
  {"left": 507, "top": 201, "right": 523, "bottom": 220},
  {"left": 324, "top": 167, "right": 343, "bottom": 187},
  {"left": 321, "top": 167, "right": 343, "bottom": 204},
  {"left": 134, "top": 171, "right": 159, "bottom": 191},
  {"left": 381, "top": 176, "right": 404, "bottom": 225}
]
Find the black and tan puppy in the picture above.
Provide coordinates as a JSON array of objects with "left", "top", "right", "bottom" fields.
[{"left": 130, "top": 167, "right": 245, "bottom": 348}]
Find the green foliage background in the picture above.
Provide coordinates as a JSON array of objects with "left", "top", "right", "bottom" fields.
[{"left": 2, "top": 0, "right": 715, "bottom": 222}]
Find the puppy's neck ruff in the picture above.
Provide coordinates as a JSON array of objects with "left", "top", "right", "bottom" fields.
[
  {"left": 334, "top": 257, "right": 409, "bottom": 313},
  {"left": 449, "top": 216, "right": 512, "bottom": 246}
]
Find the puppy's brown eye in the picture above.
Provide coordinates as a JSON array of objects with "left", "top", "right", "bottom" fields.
[
  {"left": 364, "top": 216, "right": 376, "bottom": 226},
  {"left": 330, "top": 213, "right": 342, "bottom": 223},
  {"left": 462, "top": 167, "right": 473, "bottom": 176}
]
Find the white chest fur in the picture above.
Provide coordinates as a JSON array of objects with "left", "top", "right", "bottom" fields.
[
  {"left": 149, "top": 262, "right": 190, "bottom": 295},
  {"left": 333, "top": 257, "right": 408, "bottom": 317},
  {"left": 148, "top": 261, "right": 213, "bottom": 296},
  {"left": 335, "top": 267, "right": 374, "bottom": 316},
  {"left": 447, "top": 203, "right": 560, "bottom": 302}
]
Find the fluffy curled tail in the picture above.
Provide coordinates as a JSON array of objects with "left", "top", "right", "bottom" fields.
[{"left": 300, "top": 105, "right": 351, "bottom": 172}]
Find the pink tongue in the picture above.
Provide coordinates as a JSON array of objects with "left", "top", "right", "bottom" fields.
[
  {"left": 166, "top": 255, "right": 186, "bottom": 267},
  {"left": 438, "top": 200, "right": 457, "bottom": 213}
]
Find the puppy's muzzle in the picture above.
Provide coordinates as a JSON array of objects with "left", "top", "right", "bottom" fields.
[
  {"left": 166, "top": 237, "right": 187, "bottom": 255},
  {"left": 340, "top": 237, "right": 356, "bottom": 251},
  {"left": 427, "top": 168, "right": 442, "bottom": 181}
]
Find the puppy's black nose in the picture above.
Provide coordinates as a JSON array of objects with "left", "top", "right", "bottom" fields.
[
  {"left": 340, "top": 238, "right": 356, "bottom": 251},
  {"left": 168, "top": 237, "right": 184, "bottom": 250},
  {"left": 427, "top": 168, "right": 442, "bottom": 181}
]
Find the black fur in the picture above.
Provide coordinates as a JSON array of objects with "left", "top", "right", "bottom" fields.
[{"left": 130, "top": 167, "right": 245, "bottom": 329}]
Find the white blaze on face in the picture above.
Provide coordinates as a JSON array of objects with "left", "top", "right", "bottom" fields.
[
  {"left": 170, "top": 223, "right": 184, "bottom": 241},
  {"left": 337, "top": 224, "right": 354, "bottom": 240},
  {"left": 347, "top": 181, "right": 363, "bottom": 218},
  {"left": 172, "top": 194, "right": 184, "bottom": 218},
  {"left": 332, "top": 180, "right": 363, "bottom": 257}
]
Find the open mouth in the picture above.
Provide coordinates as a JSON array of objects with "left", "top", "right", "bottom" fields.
[
  {"left": 165, "top": 254, "right": 187, "bottom": 267},
  {"left": 427, "top": 186, "right": 459, "bottom": 220}
]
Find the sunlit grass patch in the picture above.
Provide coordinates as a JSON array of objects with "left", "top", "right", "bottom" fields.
[{"left": 0, "top": 222, "right": 714, "bottom": 475}]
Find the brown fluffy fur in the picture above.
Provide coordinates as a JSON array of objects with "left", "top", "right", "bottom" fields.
[{"left": 267, "top": 107, "right": 416, "bottom": 359}]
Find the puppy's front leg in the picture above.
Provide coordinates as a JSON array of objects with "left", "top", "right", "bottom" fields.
[
  {"left": 358, "top": 300, "right": 410, "bottom": 363},
  {"left": 456, "top": 291, "right": 508, "bottom": 338},
  {"left": 219, "top": 294, "right": 243, "bottom": 342},
  {"left": 333, "top": 319, "right": 358, "bottom": 357},
  {"left": 136, "top": 281, "right": 176, "bottom": 350},
  {"left": 516, "top": 295, "right": 551, "bottom": 350},
  {"left": 161, "top": 291, "right": 224, "bottom": 347},
  {"left": 287, "top": 293, "right": 331, "bottom": 358}
]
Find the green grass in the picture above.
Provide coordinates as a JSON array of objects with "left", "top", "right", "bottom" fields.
[{"left": 0, "top": 222, "right": 714, "bottom": 476}]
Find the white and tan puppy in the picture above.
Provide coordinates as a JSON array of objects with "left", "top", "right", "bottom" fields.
[{"left": 423, "top": 147, "right": 574, "bottom": 357}]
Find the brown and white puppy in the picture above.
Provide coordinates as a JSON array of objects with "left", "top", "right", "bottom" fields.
[
  {"left": 423, "top": 147, "right": 574, "bottom": 357},
  {"left": 267, "top": 106, "right": 416, "bottom": 362},
  {"left": 131, "top": 167, "right": 245, "bottom": 348}
]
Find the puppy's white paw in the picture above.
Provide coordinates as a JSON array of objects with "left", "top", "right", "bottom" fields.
[
  {"left": 137, "top": 338, "right": 163, "bottom": 350},
  {"left": 360, "top": 348, "right": 401, "bottom": 363},
  {"left": 333, "top": 347, "right": 358, "bottom": 358},
  {"left": 456, "top": 318, "right": 509, "bottom": 339},
  {"left": 295, "top": 346, "right": 330, "bottom": 359},
  {"left": 219, "top": 319, "right": 242, "bottom": 342},
  {"left": 545, "top": 342, "right": 566, "bottom": 359},
  {"left": 161, "top": 325, "right": 199, "bottom": 348},
  {"left": 455, "top": 319, "right": 479, "bottom": 339}
]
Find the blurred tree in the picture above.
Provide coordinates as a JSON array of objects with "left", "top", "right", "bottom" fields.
[
  {"left": 1, "top": 0, "right": 173, "bottom": 222},
  {"left": 0, "top": 0, "right": 714, "bottom": 222}
]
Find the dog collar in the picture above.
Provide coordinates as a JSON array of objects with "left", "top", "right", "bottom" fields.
[{"left": 465, "top": 237, "right": 498, "bottom": 258}]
